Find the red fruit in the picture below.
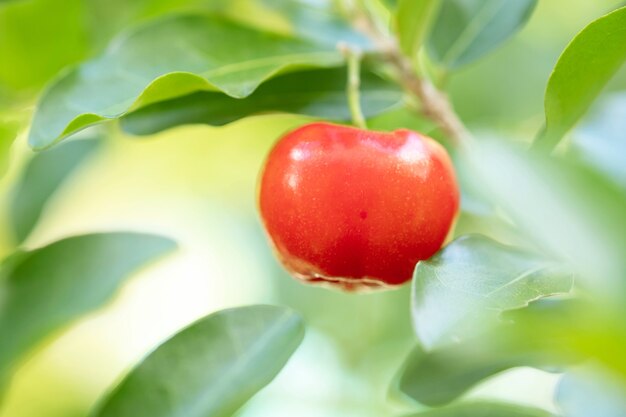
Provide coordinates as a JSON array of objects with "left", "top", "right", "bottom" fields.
[{"left": 258, "top": 122, "right": 459, "bottom": 291}]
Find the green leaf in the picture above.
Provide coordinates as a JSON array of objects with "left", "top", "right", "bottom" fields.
[
  {"left": 469, "top": 140, "right": 626, "bottom": 302},
  {"left": 394, "top": 0, "right": 440, "bottom": 58},
  {"left": 120, "top": 67, "right": 402, "bottom": 136},
  {"left": 412, "top": 235, "right": 572, "bottom": 350},
  {"left": 403, "top": 401, "right": 554, "bottom": 417},
  {"left": 536, "top": 6, "right": 626, "bottom": 152},
  {"left": 397, "top": 301, "right": 580, "bottom": 406},
  {"left": 0, "top": 233, "right": 176, "bottom": 384},
  {"left": 28, "top": 13, "right": 343, "bottom": 150},
  {"left": 556, "top": 366, "right": 626, "bottom": 417},
  {"left": 91, "top": 305, "right": 304, "bottom": 417},
  {"left": 254, "top": 0, "right": 370, "bottom": 48},
  {"left": 571, "top": 94, "right": 626, "bottom": 189},
  {"left": 9, "top": 138, "right": 101, "bottom": 243},
  {"left": 428, "top": 0, "right": 537, "bottom": 69}
]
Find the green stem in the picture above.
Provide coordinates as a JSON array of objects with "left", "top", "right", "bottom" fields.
[{"left": 344, "top": 47, "right": 367, "bottom": 129}]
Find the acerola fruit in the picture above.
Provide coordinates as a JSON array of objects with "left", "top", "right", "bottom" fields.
[{"left": 258, "top": 122, "right": 459, "bottom": 290}]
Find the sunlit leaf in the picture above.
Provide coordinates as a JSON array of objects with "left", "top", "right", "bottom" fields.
[
  {"left": 428, "top": 0, "right": 537, "bottom": 69},
  {"left": 120, "top": 67, "right": 402, "bottom": 135},
  {"left": 92, "top": 305, "right": 304, "bottom": 417},
  {"left": 28, "top": 14, "right": 343, "bottom": 149},
  {"left": 9, "top": 138, "right": 101, "bottom": 243},
  {"left": 412, "top": 235, "right": 572, "bottom": 349},
  {"left": 536, "top": 6, "right": 626, "bottom": 151},
  {"left": 0, "top": 233, "right": 176, "bottom": 384}
]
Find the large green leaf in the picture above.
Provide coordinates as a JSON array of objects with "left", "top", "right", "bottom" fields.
[
  {"left": 394, "top": 0, "right": 440, "bottom": 58},
  {"left": 0, "top": 233, "right": 176, "bottom": 384},
  {"left": 9, "top": 138, "right": 101, "bottom": 243},
  {"left": 397, "top": 300, "right": 580, "bottom": 406},
  {"left": 536, "top": 6, "right": 626, "bottom": 152},
  {"left": 428, "top": 0, "right": 537, "bottom": 69},
  {"left": 28, "top": 14, "right": 343, "bottom": 149},
  {"left": 403, "top": 401, "right": 554, "bottom": 417},
  {"left": 469, "top": 140, "right": 626, "bottom": 301},
  {"left": 120, "top": 67, "right": 402, "bottom": 135},
  {"left": 412, "top": 235, "right": 572, "bottom": 350},
  {"left": 91, "top": 305, "right": 304, "bottom": 417}
]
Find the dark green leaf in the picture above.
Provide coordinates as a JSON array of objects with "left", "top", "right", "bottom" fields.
[
  {"left": 556, "top": 366, "right": 626, "bottom": 417},
  {"left": 28, "top": 14, "right": 343, "bottom": 149},
  {"left": 412, "top": 235, "right": 572, "bottom": 349},
  {"left": 428, "top": 0, "right": 537, "bottom": 69},
  {"left": 0, "top": 233, "right": 176, "bottom": 384},
  {"left": 536, "top": 6, "right": 626, "bottom": 152},
  {"left": 403, "top": 401, "right": 554, "bottom": 417},
  {"left": 469, "top": 140, "right": 626, "bottom": 301},
  {"left": 91, "top": 305, "right": 304, "bottom": 417},
  {"left": 395, "top": 0, "right": 440, "bottom": 58},
  {"left": 120, "top": 67, "right": 402, "bottom": 135},
  {"left": 571, "top": 94, "right": 626, "bottom": 189},
  {"left": 9, "top": 138, "right": 101, "bottom": 243}
]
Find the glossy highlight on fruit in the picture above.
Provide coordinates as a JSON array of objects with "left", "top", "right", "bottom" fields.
[{"left": 258, "top": 122, "right": 460, "bottom": 290}]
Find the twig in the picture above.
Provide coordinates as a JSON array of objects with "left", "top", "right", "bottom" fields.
[
  {"left": 349, "top": 3, "right": 471, "bottom": 146},
  {"left": 340, "top": 43, "right": 367, "bottom": 129}
]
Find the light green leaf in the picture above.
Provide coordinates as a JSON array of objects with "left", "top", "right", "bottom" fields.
[
  {"left": 91, "top": 305, "right": 304, "bottom": 417},
  {"left": 28, "top": 14, "right": 343, "bottom": 150},
  {"left": 403, "top": 401, "right": 554, "bottom": 417},
  {"left": 571, "top": 94, "right": 626, "bottom": 189},
  {"left": 395, "top": 0, "right": 440, "bottom": 57},
  {"left": 536, "top": 6, "right": 626, "bottom": 152},
  {"left": 120, "top": 67, "right": 402, "bottom": 136},
  {"left": 9, "top": 138, "right": 101, "bottom": 243},
  {"left": 556, "top": 365, "right": 626, "bottom": 417},
  {"left": 412, "top": 235, "right": 572, "bottom": 350},
  {"left": 0, "top": 233, "right": 176, "bottom": 384},
  {"left": 469, "top": 140, "right": 626, "bottom": 302},
  {"left": 428, "top": 0, "right": 537, "bottom": 69}
]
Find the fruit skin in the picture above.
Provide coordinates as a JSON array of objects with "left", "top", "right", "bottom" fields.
[{"left": 258, "top": 122, "right": 460, "bottom": 290}]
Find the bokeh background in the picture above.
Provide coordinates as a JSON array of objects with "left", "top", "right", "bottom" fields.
[{"left": 0, "top": 1, "right": 625, "bottom": 416}]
